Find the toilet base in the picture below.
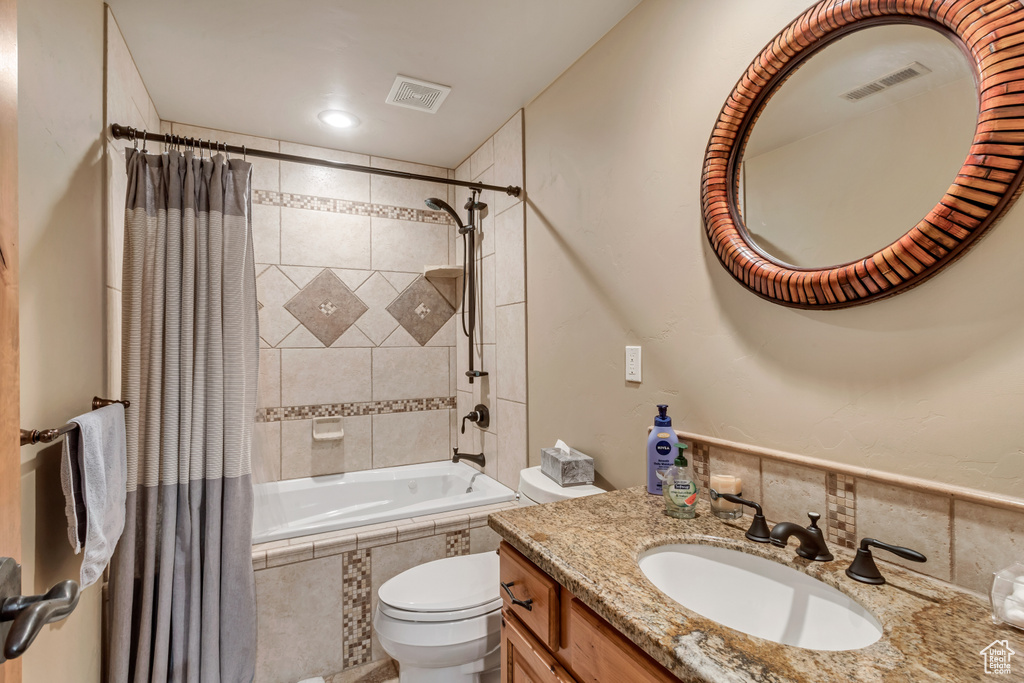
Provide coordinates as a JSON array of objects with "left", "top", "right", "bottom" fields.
[{"left": 398, "top": 649, "right": 499, "bottom": 683}]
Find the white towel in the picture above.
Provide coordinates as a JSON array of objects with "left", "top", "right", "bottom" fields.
[{"left": 59, "top": 404, "right": 127, "bottom": 588}]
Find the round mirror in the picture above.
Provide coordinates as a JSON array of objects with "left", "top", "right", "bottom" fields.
[
  {"left": 740, "top": 25, "right": 977, "bottom": 268},
  {"left": 700, "top": 0, "right": 1024, "bottom": 309}
]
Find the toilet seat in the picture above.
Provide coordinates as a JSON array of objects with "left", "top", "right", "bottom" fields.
[{"left": 378, "top": 553, "right": 500, "bottom": 623}]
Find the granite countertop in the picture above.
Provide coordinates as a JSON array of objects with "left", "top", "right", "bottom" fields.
[{"left": 489, "top": 486, "right": 1023, "bottom": 682}]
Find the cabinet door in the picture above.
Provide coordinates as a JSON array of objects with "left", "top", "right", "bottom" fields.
[{"left": 502, "top": 610, "right": 577, "bottom": 683}]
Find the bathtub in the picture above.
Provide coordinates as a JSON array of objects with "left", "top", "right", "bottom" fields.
[{"left": 252, "top": 461, "right": 516, "bottom": 544}]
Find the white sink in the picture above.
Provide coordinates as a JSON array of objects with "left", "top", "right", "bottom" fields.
[{"left": 638, "top": 544, "right": 882, "bottom": 651}]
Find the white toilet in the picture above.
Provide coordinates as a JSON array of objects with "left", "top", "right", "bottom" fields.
[{"left": 373, "top": 466, "right": 606, "bottom": 682}]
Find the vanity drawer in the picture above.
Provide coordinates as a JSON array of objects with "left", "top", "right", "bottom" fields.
[
  {"left": 499, "top": 541, "right": 560, "bottom": 649},
  {"left": 568, "top": 599, "right": 678, "bottom": 683},
  {"left": 502, "top": 610, "right": 577, "bottom": 683}
]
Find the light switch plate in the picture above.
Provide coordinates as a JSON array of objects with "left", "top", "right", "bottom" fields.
[{"left": 626, "top": 346, "right": 641, "bottom": 382}]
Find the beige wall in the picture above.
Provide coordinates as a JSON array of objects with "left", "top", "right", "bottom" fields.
[
  {"left": 524, "top": 0, "right": 1024, "bottom": 499},
  {"left": 18, "top": 0, "right": 112, "bottom": 681}
]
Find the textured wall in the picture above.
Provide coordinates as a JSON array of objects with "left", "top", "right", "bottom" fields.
[{"left": 524, "top": 0, "right": 1024, "bottom": 498}]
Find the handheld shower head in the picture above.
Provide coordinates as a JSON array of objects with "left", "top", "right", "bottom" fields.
[{"left": 424, "top": 197, "right": 464, "bottom": 228}]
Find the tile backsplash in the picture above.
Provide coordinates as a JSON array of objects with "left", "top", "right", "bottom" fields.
[{"left": 685, "top": 431, "right": 1024, "bottom": 594}]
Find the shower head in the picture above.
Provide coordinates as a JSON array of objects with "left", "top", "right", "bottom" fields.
[{"left": 424, "top": 197, "right": 464, "bottom": 228}]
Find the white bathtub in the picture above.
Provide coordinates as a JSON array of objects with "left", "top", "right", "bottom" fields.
[{"left": 252, "top": 461, "right": 516, "bottom": 544}]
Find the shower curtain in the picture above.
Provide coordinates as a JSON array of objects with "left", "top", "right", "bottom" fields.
[{"left": 109, "top": 148, "right": 259, "bottom": 682}]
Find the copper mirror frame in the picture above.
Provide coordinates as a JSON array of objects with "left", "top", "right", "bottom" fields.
[{"left": 701, "top": 0, "right": 1024, "bottom": 309}]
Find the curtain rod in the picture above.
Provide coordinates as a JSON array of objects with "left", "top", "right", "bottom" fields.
[{"left": 110, "top": 124, "right": 522, "bottom": 197}]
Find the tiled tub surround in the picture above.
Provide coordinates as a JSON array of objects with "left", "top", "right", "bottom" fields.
[
  {"left": 251, "top": 501, "right": 515, "bottom": 683},
  {"left": 677, "top": 430, "right": 1024, "bottom": 595},
  {"left": 489, "top": 489, "right": 1022, "bottom": 683}
]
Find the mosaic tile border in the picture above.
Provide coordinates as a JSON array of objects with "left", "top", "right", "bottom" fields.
[
  {"left": 826, "top": 473, "right": 857, "bottom": 549},
  {"left": 257, "top": 396, "right": 456, "bottom": 423},
  {"left": 691, "top": 442, "right": 710, "bottom": 499},
  {"left": 254, "top": 189, "right": 454, "bottom": 225},
  {"left": 445, "top": 529, "right": 470, "bottom": 557},
  {"left": 342, "top": 548, "right": 372, "bottom": 669}
]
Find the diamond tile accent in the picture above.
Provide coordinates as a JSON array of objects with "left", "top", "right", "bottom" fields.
[
  {"left": 342, "top": 548, "right": 372, "bottom": 669},
  {"left": 826, "top": 473, "right": 857, "bottom": 549},
  {"left": 445, "top": 530, "right": 470, "bottom": 557},
  {"left": 284, "top": 270, "right": 368, "bottom": 346},
  {"left": 387, "top": 276, "right": 456, "bottom": 345}
]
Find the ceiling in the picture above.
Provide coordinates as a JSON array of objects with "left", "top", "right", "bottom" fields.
[
  {"left": 105, "top": 0, "right": 640, "bottom": 168},
  {"left": 745, "top": 24, "right": 975, "bottom": 159}
]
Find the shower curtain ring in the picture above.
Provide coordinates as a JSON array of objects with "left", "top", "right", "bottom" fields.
[
  {"left": 132, "top": 128, "right": 138, "bottom": 150},
  {"left": 141, "top": 130, "right": 148, "bottom": 153},
  {"left": 242, "top": 145, "right": 246, "bottom": 162}
]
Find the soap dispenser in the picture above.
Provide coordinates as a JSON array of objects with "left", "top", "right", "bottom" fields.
[
  {"left": 647, "top": 404, "right": 679, "bottom": 495},
  {"left": 662, "top": 442, "right": 698, "bottom": 519}
]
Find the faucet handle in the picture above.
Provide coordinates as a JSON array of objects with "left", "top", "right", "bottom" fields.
[
  {"left": 807, "top": 512, "right": 822, "bottom": 528},
  {"left": 709, "top": 490, "right": 771, "bottom": 544},
  {"left": 845, "top": 538, "right": 926, "bottom": 585}
]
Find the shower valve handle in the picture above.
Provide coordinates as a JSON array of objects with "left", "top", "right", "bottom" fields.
[{"left": 461, "top": 404, "right": 490, "bottom": 434}]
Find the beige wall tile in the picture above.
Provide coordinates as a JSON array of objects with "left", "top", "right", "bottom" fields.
[
  {"left": 470, "top": 525, "right": 502, "bottom": 554},
  {"left": 370, "top": 535, "right": 447, "bottom": 660},
  {"left": 470, "top": 137, "right": 494, "bottom": 180},
  {"left": 449, "top": 347, "right": 458, "bottom": 396},
  {"left": 458, "top": 341, "right": 491, "bottom": 394},
  {"left": 279, "top": 325, "right": 327, "bottom": 349},
  {"left": 424, "top": 315, "right": 457, "bottom": 348},
  {"left": 480, "top": 254, "right": 496, "bottom": 343},
  {"left": 495, "top": 202, "right": 526, "bottom": 306},
  {"left": 497, "top": 400, "right": 528, "bottom": 490},
  {"left": 396, "top": 519, "right": 435, "bottom": 543},
  {"left": 370, "top": 157, "right": 450, "bottom": 210},
  {"left": 254, "top": 554, "right": 346, "bottom": 682},
  {"left": 314, "top": 533, "right": 358, "bottom": 559},
  {"left": 370, "top": 217, "right": 449, "bottom": 273},
  {"left": 258, "top": 349, "right": 281, "bottom": 408},
  {"left": 372, "top": 347, "right": 450, "bottom": 400},
  {"left": 856, "top": 480, "right": 951, "bottom": 582},
  {"left": 474, "top": 167, "right": 496, "bottom": 258},
  {"left": 266, "top": 542, "right": 314, "bottom": 568},
  {"left": 953, "top": 500, "right": 1024, "bottom": 593},
  {"left": 253, "top": 421, "right": 281, "bottom": 483},
  {"left": 761, "top": 460, "right": 826, "bottom": 528},
  {"left": 106, "top": 143, "right": 126, "bottom": 290},
  {"left": 252, "top": 204, "right": 280, "bottom": 265},
  {"left": 357, "top": 525, "right": 397, "bottom": 550},
  {"left": 281, "top": 348, "right": 372, "bottom": 405},
  {"left": 494, "top": 111, "right": 524, "bottom": 215},
  {"left": 280, "top": 141, "right": 369, "bottom": 201},
  {"left": 256, "top": 267, "right": 300, "bottom": 346},
  {"left": 353, "top": 272, "right": 400, "bottom": 345},
  {"left": 707, "top": 445, "right": 761, "bottom": 505},
  {"left": 281, "top": 208, "right": 371, "bottom": 270},
  {"left": 496, "top": 304, "right": 527, "bottom": 403},
  {"left": 281, "top": 416, "right": 372, "bottom": 479},
  {"left": 372, "top": 410, "right": 451, "bottom": 468},
  {"left": 431, "top": 512, "right": 471, "bottom": 534}
]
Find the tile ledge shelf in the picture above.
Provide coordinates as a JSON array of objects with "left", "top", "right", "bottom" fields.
[
  {"left": 423, "top": 265, "right": 462, "bottom": 278},
  {"left": 675, "top": 429, "right": 1024, "bottom": 515}
]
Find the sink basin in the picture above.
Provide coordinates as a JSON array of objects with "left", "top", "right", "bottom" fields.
[{"left": 638, "top": 544, "right": 882, "bottom": 651}]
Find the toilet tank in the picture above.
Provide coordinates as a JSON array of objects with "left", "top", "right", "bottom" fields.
[{"left": 517, "top": 466, "right": 606, "bottom": 506}]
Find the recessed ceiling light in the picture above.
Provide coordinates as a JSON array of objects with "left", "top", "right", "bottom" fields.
[{"left": 318, "top": 110, "right": 360, "bottom": 129}]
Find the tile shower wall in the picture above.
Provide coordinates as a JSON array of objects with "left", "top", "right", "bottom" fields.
[
  {"left": 454, "top": 112, "right": 528, "bottom": 491},
  {"left": 147, "top": 121, "right": 467, "bottom": 482}
]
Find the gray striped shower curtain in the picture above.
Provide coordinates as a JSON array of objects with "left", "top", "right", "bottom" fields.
[{"left": 109, "top": 148, "right": 259, "bottom": 682}]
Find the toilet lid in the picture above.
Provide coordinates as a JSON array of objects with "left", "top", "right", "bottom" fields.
[
  {"left": 379, "top": 552, "right": 499, "bottom": 614},
  {"left": 518, "top": 466, "right": 606, "bottom": 505}
]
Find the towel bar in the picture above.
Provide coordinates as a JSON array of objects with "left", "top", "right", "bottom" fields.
[{"left": 19, "top": 397, "right": 129, "bottom": 447}]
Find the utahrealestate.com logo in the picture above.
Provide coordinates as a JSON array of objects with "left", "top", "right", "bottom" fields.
[{"left": 981, "top": 640, "right": 1015, "bottom": 675}]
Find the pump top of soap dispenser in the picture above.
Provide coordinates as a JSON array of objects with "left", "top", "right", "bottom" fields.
[
  {"left": 675, "top": 442, "right": 688, "bottom": 467},
  {"left": 655, "top": 404, "right": 672, "bottom": 427}
]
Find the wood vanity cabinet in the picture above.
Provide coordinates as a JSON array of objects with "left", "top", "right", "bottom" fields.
[{"left": 499, "top": 542, "right": 679, "bottom": 683}]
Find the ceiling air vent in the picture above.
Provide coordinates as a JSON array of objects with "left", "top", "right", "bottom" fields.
[
  {"left": 385, "top": 75, "right": 451, "bottom": 113},
  {"left": 840, "top": 61, "right": 932, "bottom": 102}
]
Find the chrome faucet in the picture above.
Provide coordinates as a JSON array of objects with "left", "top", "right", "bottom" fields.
[{"left": 769, "top": 512, "right": 834, "bottom": 562}]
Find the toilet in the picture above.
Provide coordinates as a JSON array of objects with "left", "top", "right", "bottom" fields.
[{"left": 373, "top": 466, "right": 606, "bottom": 682}]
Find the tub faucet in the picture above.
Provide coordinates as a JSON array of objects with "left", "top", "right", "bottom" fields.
[
  {"left": 452, "top": 447, "right": 485, "bottom": 468},
  {"left": 769, "top": 512, "right": 834, "bottom": 562}
]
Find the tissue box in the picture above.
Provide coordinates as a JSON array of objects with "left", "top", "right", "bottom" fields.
[{"left": 541, "top": 447, "right": 594, "bottom": 486}]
